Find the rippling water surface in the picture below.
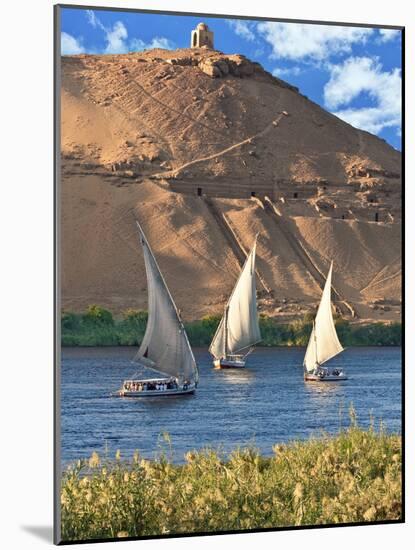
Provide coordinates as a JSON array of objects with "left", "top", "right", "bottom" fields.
[{"left": 61, "top": 346, "right": 401, "bottom": 464}]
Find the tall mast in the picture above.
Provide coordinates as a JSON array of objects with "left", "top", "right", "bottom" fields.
[
  {"left": 223, "top": 305, "right": 229, "bottom": 358},
  {"left": 313, "top": 320, "right": 318, "bottom": 367}
]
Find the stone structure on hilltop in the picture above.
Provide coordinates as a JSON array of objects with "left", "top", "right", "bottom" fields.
[{"left": 191, "top": 22, "right": 214, "bottom": 49}]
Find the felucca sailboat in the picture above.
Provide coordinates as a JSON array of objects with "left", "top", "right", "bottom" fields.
[
  {"left": 303, "top": 262, "right": 347, "bottom": 381},
  {"left": 209, "top": 237, "right": 261, "bottom": 369},
  {"left": 118, "top": 222, "right": 199, "bottom": 397}
]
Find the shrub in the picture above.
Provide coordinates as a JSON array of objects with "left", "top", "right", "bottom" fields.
[
  {"left": 61, "top": 311, "right": 81, "bottom": 331},
  {"left": 201, "top": 315, "right": 221, "bottom": 332},
  {"left": 82, "top": 305, "right": 114, "bottom": 327},
  {"left": 121, "top": 309, "right": 148, "bottom": 330}
]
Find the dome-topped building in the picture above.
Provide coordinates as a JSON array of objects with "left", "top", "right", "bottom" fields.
[{"left": 191, "top": 22, "right": 214, "bottom": 49}]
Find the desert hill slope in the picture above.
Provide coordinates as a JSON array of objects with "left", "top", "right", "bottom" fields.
[{"left": 61, "top": 47, "right": 402, "bottom": 322}]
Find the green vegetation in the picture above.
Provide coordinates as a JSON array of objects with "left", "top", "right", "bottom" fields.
[
  {"left": 61, "top": 306, "right": 402, "bottom": 347},
  {"left": 61, "top": 417, "right": 402, "bottom": 541},
  {"left": 62, "top": 306, "right": 148, "bottom": 346}
]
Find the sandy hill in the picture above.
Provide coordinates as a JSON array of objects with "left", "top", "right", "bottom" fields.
[{"left": 60, "top": 47, "right": 402, "bottom": 323}]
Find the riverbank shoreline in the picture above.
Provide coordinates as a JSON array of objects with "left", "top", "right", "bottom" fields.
[
  {"left": 61, "top": 344, "right": 402, "bottom": 350},
  {"left": 61, "top": 307, "right": 402, "bottom": 348}
]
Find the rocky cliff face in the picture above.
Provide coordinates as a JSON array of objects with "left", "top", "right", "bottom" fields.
[{"left": 60, "top": 48, "right": 401, "bottom": 322}]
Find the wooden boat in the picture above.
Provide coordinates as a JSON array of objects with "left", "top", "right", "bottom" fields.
[
  {"left": 209, "top": 237, "right": 261, "bottom": 369},
  {"left": 119, "top": 378, "right": 196, "bottom": 397},
  {"left": 117, "top": 222, "right": 199, "bottom": 397},
  {"left": 303, "top": 262, "right": 347, "bottom": 382}
]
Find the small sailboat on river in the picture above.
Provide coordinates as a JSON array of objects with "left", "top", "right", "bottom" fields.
[
  {"left": 117, "top": 222, "right": 199, "bottom": 397},
  {"left": 303, "top": 261, "right": 347, "bottom": 382},
  {"left": 209, "top": 237, "right": 261, "bottom": 369}
]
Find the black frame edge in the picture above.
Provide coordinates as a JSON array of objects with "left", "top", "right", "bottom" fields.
[{"left": 54, "top": 3, "right": 63, "bottom": 546}]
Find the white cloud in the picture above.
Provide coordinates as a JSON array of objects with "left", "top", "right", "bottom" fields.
[
  {"left": 129, "top": 36, "right": 174, "bottom": 51},
  {"left": 86, "top": 9, "right": 104, "bottom": 30},
  {"left": 257, "top": 22, "right": 374, "bottom": 61},
  {"left": 253, "top": 47, "right": 265, "bottom": 58},
  {"left": 330, "top": 106, "right": 398, "bottom": 135},
  {"left": 129, "top": 36, "right": 175, "bottom": 52},
  {"left": 105, "top": 20, "right": 128, "bottom": 54},
  {"left": 148, "top": 37, "right": 175, "bottom": 50},
  {"left": 129, "top": 38, "right": 146, "bottom": 51},
  {"left": 85, "top": 10, "right": 174, "bottom": 54},
  {"left": 378, "top": 28, "right": 401, "bottom": 43},
  {"left": 226, "top": 20, "right": 256, "bottom": 42},
  {"left": 86, "top": 10, "right": 129, "bottom": 53},
  {"left": 324, "top": 56, "right": 401, "bottom": 135},
  {"left": 61, "top": 32, "right": 85, "bottom": 55},
  {"left": 272, "top": 66, "right": 302, "bottom": 78}
]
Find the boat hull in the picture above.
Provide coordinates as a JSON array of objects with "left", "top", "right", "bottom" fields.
[
  {"left": 304, "top": 372, "right": 348, "bottom": 382},
  {"left": 117, "top": 387, "right": 195, "bottom": 397},
  {"left": 213, "top": 358, "right": 246, "bottom": 369}
]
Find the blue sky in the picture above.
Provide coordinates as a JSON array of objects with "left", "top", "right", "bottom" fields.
[{"left": 61, "top": 7, "right": 402, "bottom": 150}]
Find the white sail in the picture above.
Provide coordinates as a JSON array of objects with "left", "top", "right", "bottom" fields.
[
  {"left": 209, "top": 238, "right": 261, "bottom": 359},
  {"left": 303, "top": 262, "right": 344, "bottom": 373},
  {"left": 134, "top": 222, "right": 198, "bottom": 383}
]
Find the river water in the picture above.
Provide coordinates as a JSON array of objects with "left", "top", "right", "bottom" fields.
[{"left": 60, "top": 346, "right": 401, "bottom": 465}]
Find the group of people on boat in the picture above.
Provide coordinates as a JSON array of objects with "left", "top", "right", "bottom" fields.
[
  {"left": 314, "top": 367, "right": 344, "bottom": 379},
  {"left": 121, "top": 377, "right": 196, "bottom": 394},
  {"left": 123, "top": 378, "right": 179, "bottom": 393}
]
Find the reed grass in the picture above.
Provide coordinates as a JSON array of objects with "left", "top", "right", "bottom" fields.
[{"left": 60, "top": 417, "right": 402, "bottom": 541}]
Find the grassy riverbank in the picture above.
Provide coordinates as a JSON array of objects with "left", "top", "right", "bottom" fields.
[
  {"left": 60, "top": 420, "right": 402, "bottom": 541},
  {"left": 61, "top": 306, "right": 402, "bottom": 347}
]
